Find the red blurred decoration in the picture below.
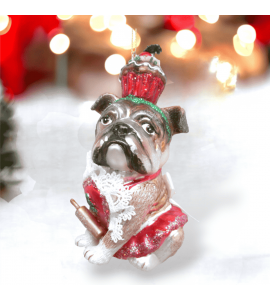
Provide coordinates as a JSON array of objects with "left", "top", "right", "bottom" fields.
[
  {"left": 246, "top": 15, "right": 270, "bottom": 45},
  {"left": 164, "top": 15, "right": 195, "bottom": 31},
  {"left": 0, "top": 15, "right": 60, "bottom": 98},
  {"left": 139, "top": 52, "right": 152, "bottom": 57},
  {"left": 164, "top": 15, "right": 201, "bottom": 48},
  {"left": 190, "top": 26, "right": 202, "bottom": 47}
]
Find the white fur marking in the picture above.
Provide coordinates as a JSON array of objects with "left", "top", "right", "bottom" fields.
[
  {"left": 75, "top": 229, "right": 98, "bottom": 247},
  {"left": 125, "top": 136, "right": 137, "bottom": 152},
  {"left": 163, "top": 172, "right": 175, "bottom": 198},
  {"left": 84, "top": 241, "right": 115, "bottom": 264}
]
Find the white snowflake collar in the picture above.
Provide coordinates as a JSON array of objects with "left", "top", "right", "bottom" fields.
[{"left": 83, "top": 151, "right": 136, "bottom": 243}]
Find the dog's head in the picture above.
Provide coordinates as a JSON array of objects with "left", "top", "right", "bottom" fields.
[{"left": 91, "top": 93, "right": 189, "bottom": 176}]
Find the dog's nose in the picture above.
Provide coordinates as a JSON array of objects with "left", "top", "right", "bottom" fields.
[{"left": 113, "top": 124, "right": 132, "bottom": 136}]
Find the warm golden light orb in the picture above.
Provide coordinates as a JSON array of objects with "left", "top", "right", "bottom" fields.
[
  {"left": 110, "top": 24, "right": 140, "bottom": 49},
  {"left": 176, "top": 30, "right": 196, "bottom": 50},
  {"left": 90, "top": 15, "right": 109, "bottom": 32},
  {"left": 237, "top": 25, "right": 256, "bottom": 44},
  {"left": 50, "top": 34, "right": 70, "bottom": 55},
  {"left": 233, "top": 34, "right": 254, "bottom": 56},
  {"left": 216, "top": 62, "right": 233, "bottom": 83},
  {"left": 108, "top": 15, "right": 126, "bottom": 31},
  {"left": 199, "top": 15, "right": 219, "bottom": 24},
  {"left": 57, "top": 15, "right": 73, "bottom": 21},
  {"left": 0, "top": 15, "right": 9, "bottom": 31},
  {"left": 170, "top": 41, "right": 187, "bottom": 58},
  {"left": 105, "top": 54, "right": 126, "bottom": 75}
]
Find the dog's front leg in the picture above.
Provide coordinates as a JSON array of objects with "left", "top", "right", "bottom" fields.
[
  {"left": 75, "top": 229, "right": 99, "bottom": 247},
  {"left": 83, "top": 210, "right": 149, "bottom": 265},
  {"left": 83, "top": 232, "right": 125, "bottom": 265}
]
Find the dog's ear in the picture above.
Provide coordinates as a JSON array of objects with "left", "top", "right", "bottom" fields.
[
  {"left": 91, "top": 93, "right": 119, "bottom": 114},
  {"left": 162, "top": 106, "right": 189, "bottom": 135}
]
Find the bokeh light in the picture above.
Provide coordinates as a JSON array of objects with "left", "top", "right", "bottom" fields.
[
  {"left": 176, "top": 30, "right": 196, "bottom": 50},
  {"left": 122, "top": 31, "right": 141, "bottom": 50},
  {"left": 108, "top": 15, "right": 126, "bottom": 31},
  {"left": 0, "top": 15, "right": 9, "bottom": 31},
  {"left": 216, "top": 62, "right": 232, "bottom": 83},
  {"left": 110, "top": 24, "right": 140, "bottom": 49},
  {"left": 105, "top": 54, "right": 126, "bottom": 75},
  {"left": 209, "top": 56, "right": 219, "bottom": 73},
  {"left": 237, "top": 24, "right": 256, "bottom": 44},
  {"left": 210, "top": 57, "right": 237, "bottom": 89},
  {"left": 199, "top": 15, "right": 219, "bottom": 24},
  {"left": 233, "top": 34, "right": 254, "bottom": 56},
  {"left": 227, "top": 74, "right": 237, "bottom": 88},
  {"left": 49, "top": 34, "right": 70, "bottom": 55},
  {"left": 90, "top": 15, "right": 109, "bottom": 32},
  {"left": 170, "top": 41, "right": 187, "bottom": 58},
  {"left": 57, "top": 15, "right": 73, "bottom": 21}
]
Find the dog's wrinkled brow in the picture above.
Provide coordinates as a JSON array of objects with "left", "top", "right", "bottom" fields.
[
  {"left": 133, "top": 113, "right": 152, "bottom": 121},
  {"left": 132, "top": 111, "right": 164, "bottom": 128},
  {"left": 105, "top": 103, "right": 129, "bottom": 119},
  {"left": 131, "top": 110, "right": 157, "bottom": 120}
]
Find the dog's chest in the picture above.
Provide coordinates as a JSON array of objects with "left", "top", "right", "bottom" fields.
[{"left": 82, "top": 173, "right": 170, "bottom": 231}]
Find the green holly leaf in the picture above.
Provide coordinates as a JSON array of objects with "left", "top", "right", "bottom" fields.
[{"left": 85, "top": 193, "right": 97, "bottom": 214}]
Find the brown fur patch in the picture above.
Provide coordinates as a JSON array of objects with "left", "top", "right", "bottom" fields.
[{"left": 160, "top": 140, "right": 166, "bottom": 152}]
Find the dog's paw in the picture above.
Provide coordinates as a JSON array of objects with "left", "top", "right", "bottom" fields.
[
  {"left": 75, "top": 230, "right": 98, "bottom": 247},
  {"left": 129, "top": 254, "right": 160, "bottom": 271},
  {"left": 83, "top": 243, "right": 112, "bottom": 265}
]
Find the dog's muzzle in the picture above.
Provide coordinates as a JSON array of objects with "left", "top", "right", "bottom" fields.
[
  {"left": 93, "top": 123, "right": 147, "bottom": 174},
  {"left": 113, "top": 123, "right": 133, "bottom": 138}
]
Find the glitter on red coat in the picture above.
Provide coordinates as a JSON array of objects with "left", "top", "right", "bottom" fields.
[
  {"left": 83, "top": 179, "right": 110, "bottom": 228},
  {"left": 114, "top": 205, "right": 188, "bottom": 260}
]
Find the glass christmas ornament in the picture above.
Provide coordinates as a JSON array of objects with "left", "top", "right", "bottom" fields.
[{"left": 72, "top": 44, "right": 189, "bottom": 271}]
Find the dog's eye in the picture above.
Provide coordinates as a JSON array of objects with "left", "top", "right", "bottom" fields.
[
  {"left": 142, "top": 123, "right": 155, "bottom": 135},
  {"left": 101, "top": 116, "right": 112, "bottom": 125}
]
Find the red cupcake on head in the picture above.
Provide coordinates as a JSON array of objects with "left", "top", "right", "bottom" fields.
[{"left": 119, "top": 44, "right": 166, "bottom": 105}]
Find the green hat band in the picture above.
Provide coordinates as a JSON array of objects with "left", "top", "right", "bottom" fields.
[{"left": 115, "top": 95, "right": 171, "bottom": 139}]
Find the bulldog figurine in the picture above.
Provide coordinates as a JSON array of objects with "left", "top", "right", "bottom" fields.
[{"left": 74, "top": 45, "right": 189, "bottom": 271}]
